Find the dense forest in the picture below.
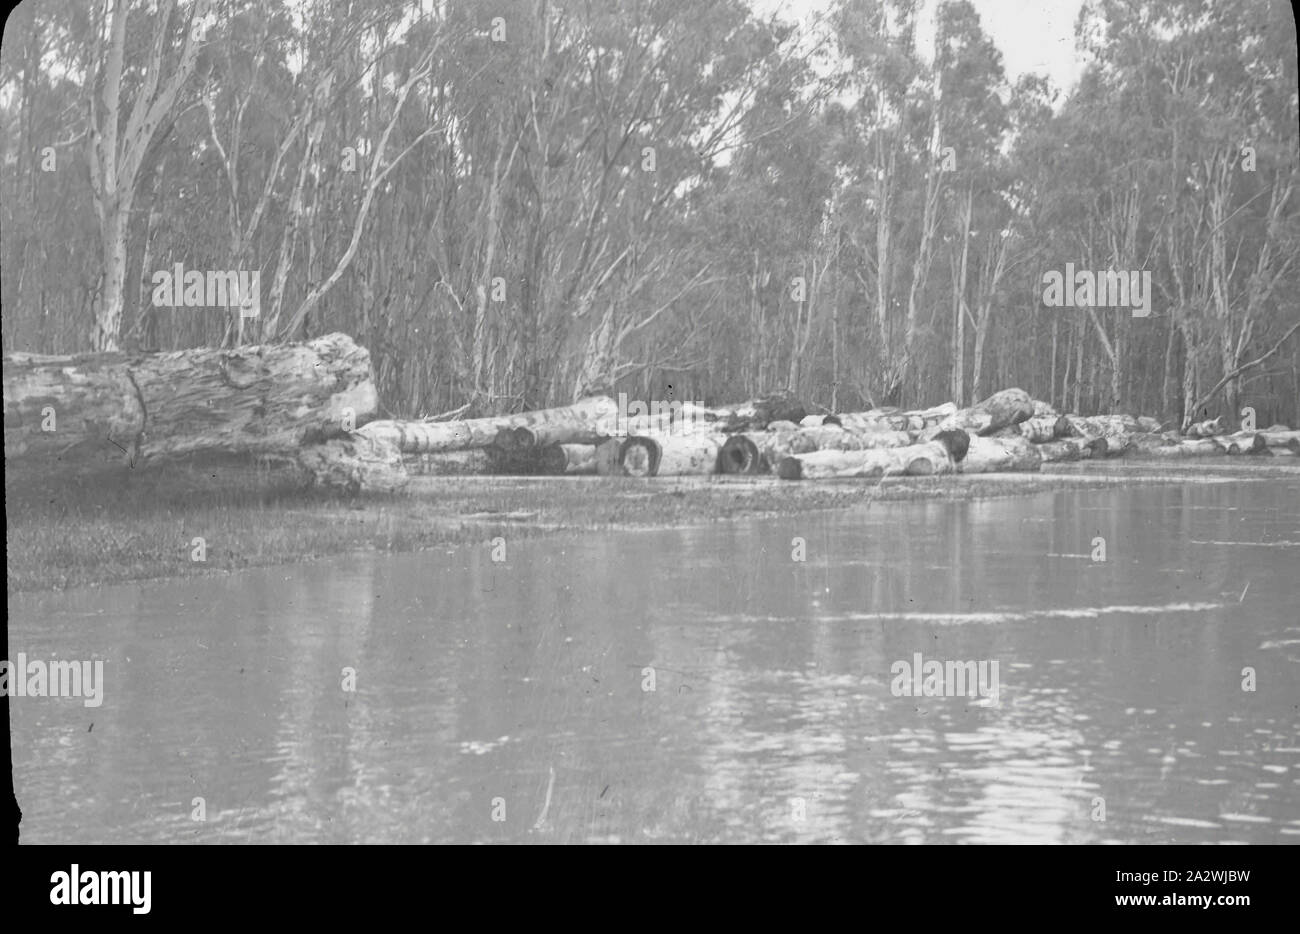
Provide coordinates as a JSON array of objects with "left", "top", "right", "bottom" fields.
[{"left": 2, "top": 0, "right": 1297, "bottom": 425}]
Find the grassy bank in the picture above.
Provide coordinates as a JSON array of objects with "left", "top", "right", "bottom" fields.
[{"left": 6, "top": 458, "right": 1293, "bottom": 594}]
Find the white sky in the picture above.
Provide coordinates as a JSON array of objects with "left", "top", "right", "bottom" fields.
[{"left": 753, "top": 0, "right": 1088, "bottom": 95}]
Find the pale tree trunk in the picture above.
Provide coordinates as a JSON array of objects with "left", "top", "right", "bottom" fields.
[
  {"left": 950, "top": 184, "right": 972, "bottom": 406},
  {"left": 903, "top": 109, "right": 943, "bottom": 400},
  {"left": 471, "top": 117, "right": 520, "bottom": 398},
  {"left": 86, "top": 0, "right": 210, "bottom": 350},
  {"left": 262, "top": 96, "right": 325, "bottom": 339}
]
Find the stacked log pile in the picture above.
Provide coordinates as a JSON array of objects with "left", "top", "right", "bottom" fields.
[
  {"left": 351, "top": 384, "right": 1300, "bottom": 482},
  {"left": 9, "top": 334, "right": 1296, "bottom": 491}
]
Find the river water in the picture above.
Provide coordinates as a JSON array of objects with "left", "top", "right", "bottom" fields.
[{"left": 10, "top": 475, "right": 1300, "bottom": 843}]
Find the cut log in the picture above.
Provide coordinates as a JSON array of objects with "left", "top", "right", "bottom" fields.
[
  {"left": 1126, "top": 433, "right": 1179, "bottom": 456},
  {"left": 750, "top": 428, "right": 819, "bottom": 467},
  {"left": 959, "top": 435, "right": 1043, "bottom": 473},
  {"left": 1185, "top": 417, "right": 1224, "bottom": 438},
  {"left": 830, "top": 402, "right": 956, "bottom": 434},
  {"left": 1139, "top": 438, "right": 1226, "bottom": 458},
  {"left": 296, "top": 434, "right": 408, "bottom": 494},
  {"left": 927, "top": 388, "right": 1034, "bottom": 438},
  {"left": 1036, "top": 437, "right": 1095, "bottom": 462},
  {"left": 778, "top": 430, "right": 968, "bottom": 480},
  {"left": 901, "top": 438, "right": 963, "bottom": 476},
  {"left": 612, "top": 392, "right": 806, "bottom": 435},
  {"left": 1021, "top": 415, "right": 1070, "bottom": 443},
  {"left": 1218, "top": 431, "right": 1266, "bottom": 455},
  {"left": 777, "top": 446, "right": 907, "bottom": 480},
  {"left": 1064, "top": 414, "right": 1140, "bottom": 437},
  {"left": 618, "top": 433, "right": 724, "bottom": 477},
  {"left": 508, "top": 400, "right": 621, "bottom": 448},
  {"left": 1259, "top": 429, "right": 1300, "bottom": 447},
  {"left": 4, "top": 331, "right": 377, "bottom": 470},
  {"left": 539, "top": 442, "right": 598, "bottom": 474},
  {"left": 788, "top": 425, "right": 914, "bottom": 453},
  {"left": 361, "top": 395, "right": 617, "bottom": 454},
  {"left": 745, "top": 424, "right": 918, "bottom": 469}
]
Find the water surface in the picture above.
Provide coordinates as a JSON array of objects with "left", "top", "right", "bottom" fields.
[{"left": 11, "top": 477, "right": 1300, "bottom": 843}]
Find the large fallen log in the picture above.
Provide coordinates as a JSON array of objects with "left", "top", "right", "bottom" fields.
[
  {"left": 360, "top": 396, "right": 617, "bottom": 454},
  {"left": 925, "top": 388, "right": 1034, "bottom": 439},
  {"left": 777, "top": 430, "right": 969, "bottom": 480},
  {"left": 617, "top": 433, "right": 725, "bottom": 477},
  {"left": 959, "top": 435, "right": 1043, "bottom": 473},
  {"left": 507, "top": 399, "right": 622, "bottom": 448},
  {"left": 4, "top": 332, "right": 377, "bottom": 469},
  {"left": 720, "top": 424, "right": 916, "bottom": 475},
  {"left": 777, "top": 447, "right": 906, "bottom": 480},
  {"left": 1021, "top": 415, "right": 1071, "bottom": 443},
  {"left": 829, "top": 402, "right": 956, "bottom": 433}
]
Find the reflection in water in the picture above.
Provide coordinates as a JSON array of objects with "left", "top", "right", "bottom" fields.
[{"left": 11, "top": 479, "right": 1300, "bottom": 843}]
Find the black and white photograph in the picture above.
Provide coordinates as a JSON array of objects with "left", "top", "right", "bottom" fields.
[{"left": 2, "top": 0, "right": 1297, "bottom": 862}]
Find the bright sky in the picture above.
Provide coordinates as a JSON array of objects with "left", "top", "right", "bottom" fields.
[{"left": 753, "top": 0, "right": 1088, "bottom": 95}]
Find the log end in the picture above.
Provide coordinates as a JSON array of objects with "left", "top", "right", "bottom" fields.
[
  {"left": 776, "top": 457, "right": 803, "bottom": 480},
  {"left": 297, "top": 435, "right": 409, "bottom": 494},
  {"left": 538, "top": 443, "right": 568, "bottom": 474},
  {"left": 933, "top": 428, "right": 970, "bottom": 463},
  {"left": 905, "top": 456, "right": 936, "bottom": 476},
  {"left": 719, "top": 435, "right": 760, "bottom": 474},
  {"left": 619, "top": 437, "right": 659, "bottom": 477}
]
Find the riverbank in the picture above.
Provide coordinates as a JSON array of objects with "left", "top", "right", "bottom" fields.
[{"left": 7, "top": 459, "right": 1296, "bottom": 593}]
